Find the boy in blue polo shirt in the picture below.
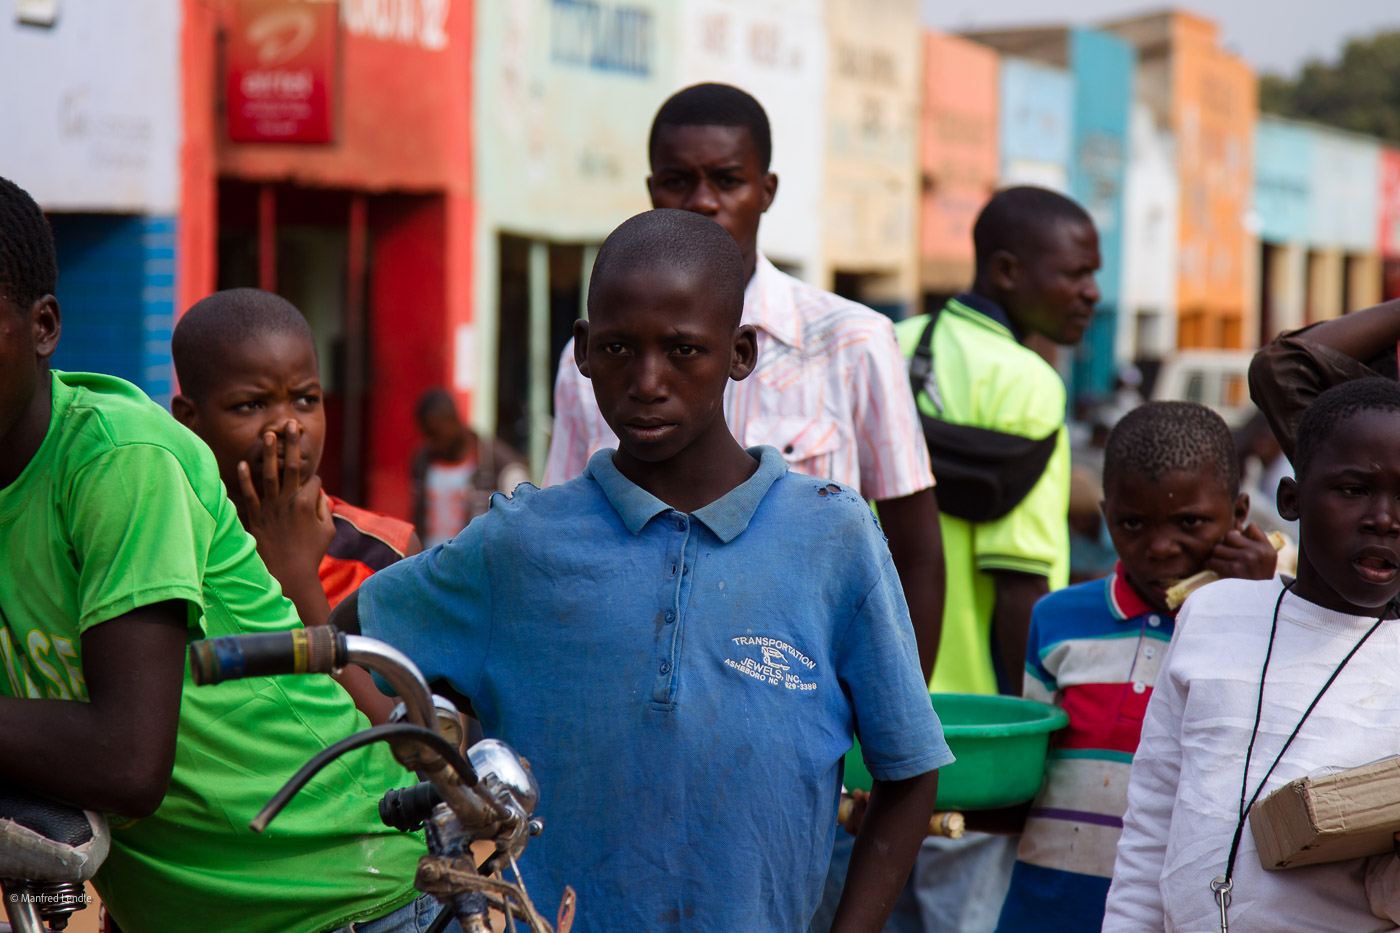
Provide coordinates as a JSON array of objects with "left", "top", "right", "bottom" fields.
[{"left": 330, "top": 209, "right": 951, "bottom": 932}]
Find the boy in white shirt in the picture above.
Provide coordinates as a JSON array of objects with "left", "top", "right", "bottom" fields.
[{"left": 1104, "top": 377, "right": 1400, "bottom": 932}]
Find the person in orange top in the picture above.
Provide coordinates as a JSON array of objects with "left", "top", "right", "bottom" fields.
[{"left": 171, "top": 288, "right": 420, "bottom": 722}]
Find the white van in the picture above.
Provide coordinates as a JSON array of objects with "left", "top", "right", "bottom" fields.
[{"left": 1149, "top": 349, "right": 1256, "bottom": 428}]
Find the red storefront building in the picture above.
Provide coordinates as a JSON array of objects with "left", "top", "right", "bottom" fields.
[
  {"left": 1381, "top": 147, "right": 1400, "bottom": 301},
  {"left": 179, "top": 0, "right": 474, "bottom": 520}
]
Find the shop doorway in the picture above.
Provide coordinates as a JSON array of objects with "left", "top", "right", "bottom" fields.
[
  {"left": 216, "top": 181, "right": 370, "bottom": 502},
  {"left": 495, "top": 234, "right": 593, "bottom": 473}
]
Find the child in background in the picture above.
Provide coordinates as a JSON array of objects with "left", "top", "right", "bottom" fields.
[
  {"left": 171, "top": 289, "right": 420, "bottom": 723},
  {"left": 410, "top": 388, "right": 527, "bottom": 547},
  {"left": 332, "top": 209, "right": 952, "bottom": 932},
  {"left": 1103, "top": 380, "right": 1400, "bottom": 931},
  {"left": 995, "top": 402, "right": 1278, "bottom": 932}
]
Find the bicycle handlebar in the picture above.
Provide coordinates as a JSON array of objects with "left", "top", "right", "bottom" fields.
[
  {"left": 190, "top": 627, "right": 346, "bottom": 685},
  {"left": 188, "top": 630, "right": 555, "bottom": 931},
  {"left": 191, "top": 629, "right": 440, "bottom": 734}
]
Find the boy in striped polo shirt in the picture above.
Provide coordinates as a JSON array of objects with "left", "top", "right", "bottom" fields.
[{"left": 995, "top": 402, "right": 1278, "bottom": 932}]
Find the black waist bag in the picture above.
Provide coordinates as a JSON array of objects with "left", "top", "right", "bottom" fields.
[{"left": 910, "top": 312, "right": 1059, "bottom": 524}]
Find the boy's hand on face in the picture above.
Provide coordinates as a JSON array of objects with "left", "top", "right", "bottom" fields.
[
  {"left": 237, "top": 421, "right": 336, "bottom": 583},
  {"left": 1203, "top": 523, "right": 1278, "bottom": 581}
]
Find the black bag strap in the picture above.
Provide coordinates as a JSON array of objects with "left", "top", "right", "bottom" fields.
[
  {"left": 907, "top": 305, "right": 943, "bottom": 414},
  {"left": 907, "top": 303, "right": 1059, "bottom": 524}
]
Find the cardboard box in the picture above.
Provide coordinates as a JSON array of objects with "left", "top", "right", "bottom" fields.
[{"left": 1252, "top": 756, "right": 1400, "bottom": 869}]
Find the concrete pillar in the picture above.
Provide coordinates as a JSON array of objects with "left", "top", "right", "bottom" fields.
[
  {"left": 528, "top": 240, "right": 551, "bottom": 484},
  {"left": 1267, "top": 242, "right": 1307, "bottom": 334},
  {"left": 1346, "top": 253, "right": 1383, "bottom": 312},
  {"left": 472, "top": 231, "right": 498, "bottom": 435},
  {"left": 1244, "top": 234, "right": 1261, "bottom": 349},
  {"left": 1307, "top": 249, "right": 1344, "bottom": 323}
]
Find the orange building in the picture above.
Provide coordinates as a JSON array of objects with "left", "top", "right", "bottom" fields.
[
  {"left": 1104, "top": 11, "right": 1256, "bottom": 349},
  {"left": 180, "top": 0, "right": 474, "bottom": 519},
  {"left": 919, "top": 31, "right": 1000, "bottom": 299}
]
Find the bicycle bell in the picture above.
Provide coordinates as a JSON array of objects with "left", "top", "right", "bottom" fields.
[{"left": 466, "top": 738, "right": 538, "bottom": 816}]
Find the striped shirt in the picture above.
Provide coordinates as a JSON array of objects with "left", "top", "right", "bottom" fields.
[
  {"left": 543, "top": 255, "right": 935, "bottom": 500},
  {"left": 319, "top": 495, "right": 416, "bottom": 608},
  {"left": 996, "top": 563, "right": 1175, "bottom": 933}
]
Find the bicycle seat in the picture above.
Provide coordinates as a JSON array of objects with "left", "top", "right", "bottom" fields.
[{"left": 0, "top": 786, "right": 109, "bottom": 883}]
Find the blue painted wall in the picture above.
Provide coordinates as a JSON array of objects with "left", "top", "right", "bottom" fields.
[
  {"left": 49, "top": 214, "right": 177, "bottom": 406},
  {"left": 1254, "top": 118, "right": 1314, "bottom": 244},
  {"left": 1068, "top": 27, "right": 1134, "bottom": 399},
  {"left": 1000, "top": 57, "right": 1074, "bottom": 185},
  {"left": 1310, "top": 127, "right": 1382, "bottom": 253}
]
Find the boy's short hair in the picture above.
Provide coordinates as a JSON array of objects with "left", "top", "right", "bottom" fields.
[
  {"left": 0, "top": 176, "right": 58, "bottom": 309},
  {"left": 172, "top": 288, "right": 314, "bottom": 401},
  {"left": 1103, "top": 401, "right": 1240, "bottom": 499},
  {"left": 648, "top": 83, "right": 773, "bottom": 171},
  {"left": 972, "top": 186, "right": 1094, "bottom": 273},
  {"left": 587, "top": 209, "right": 746, "bottom": 325},
  {"left": 1295, "top": 377, "right": 1400, "bottom": 478}
]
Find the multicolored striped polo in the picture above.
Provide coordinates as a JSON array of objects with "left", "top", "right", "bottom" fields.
[
  {"left": 318, "top": 495, "right": 416, "bottom": 608},
  {"left": 996, "top": 562, "right": 1175, "bottom": 933}
]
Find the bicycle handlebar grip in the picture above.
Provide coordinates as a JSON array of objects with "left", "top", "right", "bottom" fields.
[{"left": 190, "top": 627, "right": 348, "bottom": 685}]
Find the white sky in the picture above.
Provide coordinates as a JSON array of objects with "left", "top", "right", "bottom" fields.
[{"left": 923, "top": 0, "right": 1400, "bottom": 75}]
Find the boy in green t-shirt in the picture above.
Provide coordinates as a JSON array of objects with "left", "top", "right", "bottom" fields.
[{"left": 0, "top": 176, "right": 443, "bottom": 932}]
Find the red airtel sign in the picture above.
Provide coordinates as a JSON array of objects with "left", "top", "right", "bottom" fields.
[{"left": 226, "top": 0, "right": 338, "bottom": 144}]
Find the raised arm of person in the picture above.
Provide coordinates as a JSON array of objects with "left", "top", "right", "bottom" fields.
[
  {"left": 1249, "top": 299, "right": 1400, "bottom": 460},
  {"left": 0, "top": 603, "right": 188, "bottom": 816},
  {"left": 1276, "top": 298, "right": 1400, "bottom": 361},
  {"left": 879, "top": 489, "right": 944, "bottom": 681}
]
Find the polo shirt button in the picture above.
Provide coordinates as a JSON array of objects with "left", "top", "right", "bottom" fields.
[
  {"left": 675, "top": 519, "right": 686, "bottom": 531},
  {"left": 783, "top": 444, "right": 795, "bottom": 454},
  {"left": 1147, "top": 615, "right": 1161, "bottom": 627},
  {"left": 1132, "top": 681, "right": 1146, "bottom": 694},
  {"left": 659, "top": 662, "right": 671, "bottom": 674},
  {"left": 1144, "top": 646, "right": 1156, "bottom": 659},
  {"left": 664, "top": 610, "right": 675, "bottom": 623}
]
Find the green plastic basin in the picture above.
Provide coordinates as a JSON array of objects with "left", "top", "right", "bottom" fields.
[{"left": 844, "top": 693, "right": 1069, "bottom": 810}]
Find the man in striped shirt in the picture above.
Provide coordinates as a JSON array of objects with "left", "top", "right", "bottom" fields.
[{"left": 545, "top": 83, "right": 943, "bottom": 676}]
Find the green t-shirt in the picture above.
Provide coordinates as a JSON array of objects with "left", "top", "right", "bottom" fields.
[
  {"left": 896, "top": 300, "right": 1070, "bottom": 695},
  {"left": 0, "top": 371, "right": 422, "bottom": 933}
]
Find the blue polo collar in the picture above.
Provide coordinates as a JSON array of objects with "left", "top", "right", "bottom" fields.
[
  {"left": 952, "top": 291, "right": 1020, "bottom": 340},
  {"left": 584, "top": 445, "right": 787, "bottom": 543}
]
